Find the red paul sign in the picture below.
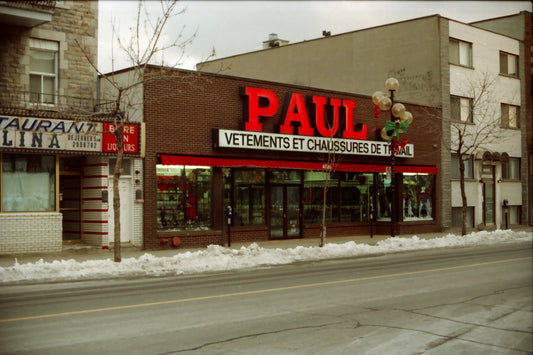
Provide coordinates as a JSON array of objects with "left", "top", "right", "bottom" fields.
[
  {"left": 241, "top": 86, "right": 367, "bottom": 139},
  {"left": 213, "top": 86, "right": 414, "bottom": 158},
  {"left": 102, "top": 123, "right": 139, "bottom": 154}
]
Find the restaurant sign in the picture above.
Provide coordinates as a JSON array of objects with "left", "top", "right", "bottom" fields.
[{"left": 1, "top": 116, "right": 139, "bottom": 154}]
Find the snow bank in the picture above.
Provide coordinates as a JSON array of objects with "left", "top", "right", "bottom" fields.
[{"left": 1, "top": 229, "right": 531, "bottom": 283}]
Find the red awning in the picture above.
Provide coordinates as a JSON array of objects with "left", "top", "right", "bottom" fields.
[{"left": 159, "top": 155, "right": 438, "bottom": 174}]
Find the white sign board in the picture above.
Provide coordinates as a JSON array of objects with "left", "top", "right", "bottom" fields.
[
  {"left": 216, "top": 129, "right": 414, "bottom": 158},
  {"left": 1, "top": 116, "right": 102, "bottom": 152}
]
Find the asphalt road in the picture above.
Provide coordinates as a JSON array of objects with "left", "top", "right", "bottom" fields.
[{"left": 0, "top": 243, "right": 531, "bottom": 354}]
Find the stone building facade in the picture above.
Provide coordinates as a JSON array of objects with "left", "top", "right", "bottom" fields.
[{"left": 0, "top": 1, "right": 142, "bottom": 254}]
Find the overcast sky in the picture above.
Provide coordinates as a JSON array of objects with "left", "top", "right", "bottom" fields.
[{"left": 97, "top": 1, "right": 532, "bottom": 73}]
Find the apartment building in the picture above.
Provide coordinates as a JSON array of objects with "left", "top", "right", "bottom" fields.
[
  {"left": 470, "top": 11, "right": 532, "bottom": 227},
  {"left": 198, "top": 13, "right": 529, "bottom": 232}
]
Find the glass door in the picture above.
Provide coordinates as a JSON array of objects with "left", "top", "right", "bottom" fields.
[
  {"left": 270, "top": 186, "right": 284, "bottom": 238},
  {"left": 286, "top": 186, "right": 301, "bottom": 237},
  {"left": 482, "top": 165, "right": 495, "bottom": 225},
  {"left": 270, "top": 185, "right": 301, "bottom": 238}
]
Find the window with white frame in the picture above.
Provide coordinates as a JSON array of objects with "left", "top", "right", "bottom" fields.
[
  {"left": 451, "top": 154, "right": 474, "bottom": 179},
  {"left": 502, "top": 157, "right": 520, "bottom": 180},
  {"left": 29, "top": 38, "right": 58, "bottom": 105},
  {"left": 449, "top": 38, "right": 472, "bottom": 67},
  {"left": 451, "top": 96, "right": 473, "bottom": 123},
  {"left": 501, "top": 104, "right": 520, "bottom": 128},
  {"left": 499, "top": 51, "right": 518, "bottom": 77},
  {"left": 1, "top": 154, "right": 56, "bottom": 212}
]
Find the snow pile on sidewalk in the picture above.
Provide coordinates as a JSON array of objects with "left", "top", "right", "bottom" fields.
[{"left": 1, "top": 229, "right": 531, "bottom": 283}]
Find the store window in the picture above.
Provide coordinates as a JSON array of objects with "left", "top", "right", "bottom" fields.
[
  {"left": 234, "top": 169, "right": 265, "bottom": 226},
  {"left": 502, "top": 157, "right": 520, "bottom": 180},
  {"left": 341, "top": 173, "right": 373, "bottom": 222},
  {"left": 375, "top": 173, "right": 392, "bottom": 221},
  {"left": 270, "top": 170, "right": 302, "bottom": 184},
  {"left": 1, "top": 154, "right": 56, "bottom": 212},
  {"left": 452, "top": 206, "right": 474, "bottom": 228},
  {"left": 304, "top": 172, "right": 374, "bottom": 224},
  {"left": 451, "top": 154, "right": 474, "bottom": 179},
  {"left": 449, "top": 38, "right": 472, "bottom": 67},
  {"left": 403, "top": 173, "right": 435, "bottom": 220},
  {"left": 501, "top": 104, "right": 520, "bottom": 129},
  {"left": 156, "top": 165, "right": 212, "bottom": 231},
  {"left": 499, "top": 51, "right": 518, "bottom": 77},
  {"left": 304, "top": 171, "right": 337, "bottom": 224},
  {"left": 450, "top": 96, "right": 473, "bottom": 123},
  {"left": 29, "top": 38, "right": 58, "bottom": 105}
]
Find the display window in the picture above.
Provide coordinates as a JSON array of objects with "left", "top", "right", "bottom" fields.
[
  {"left": 1, "top": 154, "right": 56, "bottom": 212},
  {"left": 304, "top": 171, "right": 337, "bottom": 224},
  {"left": 156, "top": 165, "right": 212, "bottom": 231},
  {"left": 304, "top": 172, "right": 374, "bottom": 224},
  {"left": 233, "top": 169, "right": 265, "bottom": 226},
  {"left": 402, "top": 173, "right": 434, "bottom": 221},
  {"left": 341, "top": 173, "right": 373, "bottom": 222}
]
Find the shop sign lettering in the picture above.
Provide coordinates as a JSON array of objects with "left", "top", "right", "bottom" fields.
[
  {"left": 102, "top": 123, "right": 139, "bottom": 154},
  {"left": 213, "top": 87, "right": 414, "bottom": 158},
  {"left": 0, "top": 116, "right": 102, "bottom": 151},
  {"left": 216, "top": 129, "right": 414, "bottom": 158},
  {"left": 241, "top": 86, "right": 366, "bottom": 139}
]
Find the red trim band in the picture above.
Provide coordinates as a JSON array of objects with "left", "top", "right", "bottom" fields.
[{"left": 159, "top": 155, "right": 438, "bottom": 174}]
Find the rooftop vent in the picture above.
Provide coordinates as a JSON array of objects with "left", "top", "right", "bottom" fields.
[{"left": 263, "top": 33, "right": 290, "bottom": 49}]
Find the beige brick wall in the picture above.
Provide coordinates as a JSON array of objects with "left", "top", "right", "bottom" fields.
[{"left": 0, "top": 213, "right": 62, "bottom": 254}]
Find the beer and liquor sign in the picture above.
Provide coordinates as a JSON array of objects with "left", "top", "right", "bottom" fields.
[
  {"left": 102, "top": 123, "right": 139, "bottom": 154},
  {"left": 0, "top": 116, "right": 139, "bottom": 154},
  {"left": 214, "top": 87, "right": 414, "bottom": 158}
]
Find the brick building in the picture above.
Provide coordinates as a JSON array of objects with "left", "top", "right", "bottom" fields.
[
  {"left": 132, "top": 67, "right": 441, "bottom": 249},
  {"left": 0, "top": 1, "right": 142, "bottom": 254}
]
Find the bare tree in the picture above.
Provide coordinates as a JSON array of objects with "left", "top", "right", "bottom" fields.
[
  {"left": 449, "top": 73, "right": 508, "bottom": 236},
  {"left": 77, "top": 0, "right": 198, "bottom": 261},
  {"left": 317, "top": 128, "right": 343, "bottom": 248}
]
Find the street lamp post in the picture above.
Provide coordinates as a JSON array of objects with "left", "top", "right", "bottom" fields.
[{"left": 372, "top": 78, "right": 413, "bottom": 238}]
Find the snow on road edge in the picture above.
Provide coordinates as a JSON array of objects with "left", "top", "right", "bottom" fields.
[{"left": 1, "top": 229, "right": 531, "bottom": 283}]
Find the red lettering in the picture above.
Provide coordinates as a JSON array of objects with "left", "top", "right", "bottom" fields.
[
  {"left": 342, "top": 99, "right": 367, "bottom": 140},
  {"left": 312, "top": 96, "right": 340, "bottom": 137},
  {"left": 243, "top": 87, "right": 278, "bottom": 132},
  {"left": 241, "top": 87, "right": 368, "bottom": 141},
  {"left": 279, "top": 93, "right": 314, "bottom": 135}
]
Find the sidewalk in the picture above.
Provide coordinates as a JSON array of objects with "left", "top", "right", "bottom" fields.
[{"left": 0, "top": 228, "right": 530, "bottom": 268}]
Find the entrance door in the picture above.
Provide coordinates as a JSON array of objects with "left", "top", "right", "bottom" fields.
[
  {"left": 108, "top": 178, "right": 133, "bottom": 244},
  {"left": 60, "top": 175, "right": 81, "bottom": 241},
  {"left": 482, "top": 165, "right": 495, "bottom": 225},
  {"left": 270, "top": 185, "right": 301, "bottom": 238},
  {"left": 59, "top": 157, "right": 83, "bottom": 242}
]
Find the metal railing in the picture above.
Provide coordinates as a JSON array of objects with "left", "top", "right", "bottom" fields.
[
  {"left": 0, "top": 90, "right": 116, "bottom": 119},
  {"left": 0, "top": 0, "right": 56, "bottom": 11}
]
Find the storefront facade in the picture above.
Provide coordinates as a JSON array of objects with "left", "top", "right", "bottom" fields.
[
  {"left": 0, "top": 115, "right": 142, "bottom": 253},
  {"left": 143, "top": 69, "right": 442, "bottom": 249}
]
